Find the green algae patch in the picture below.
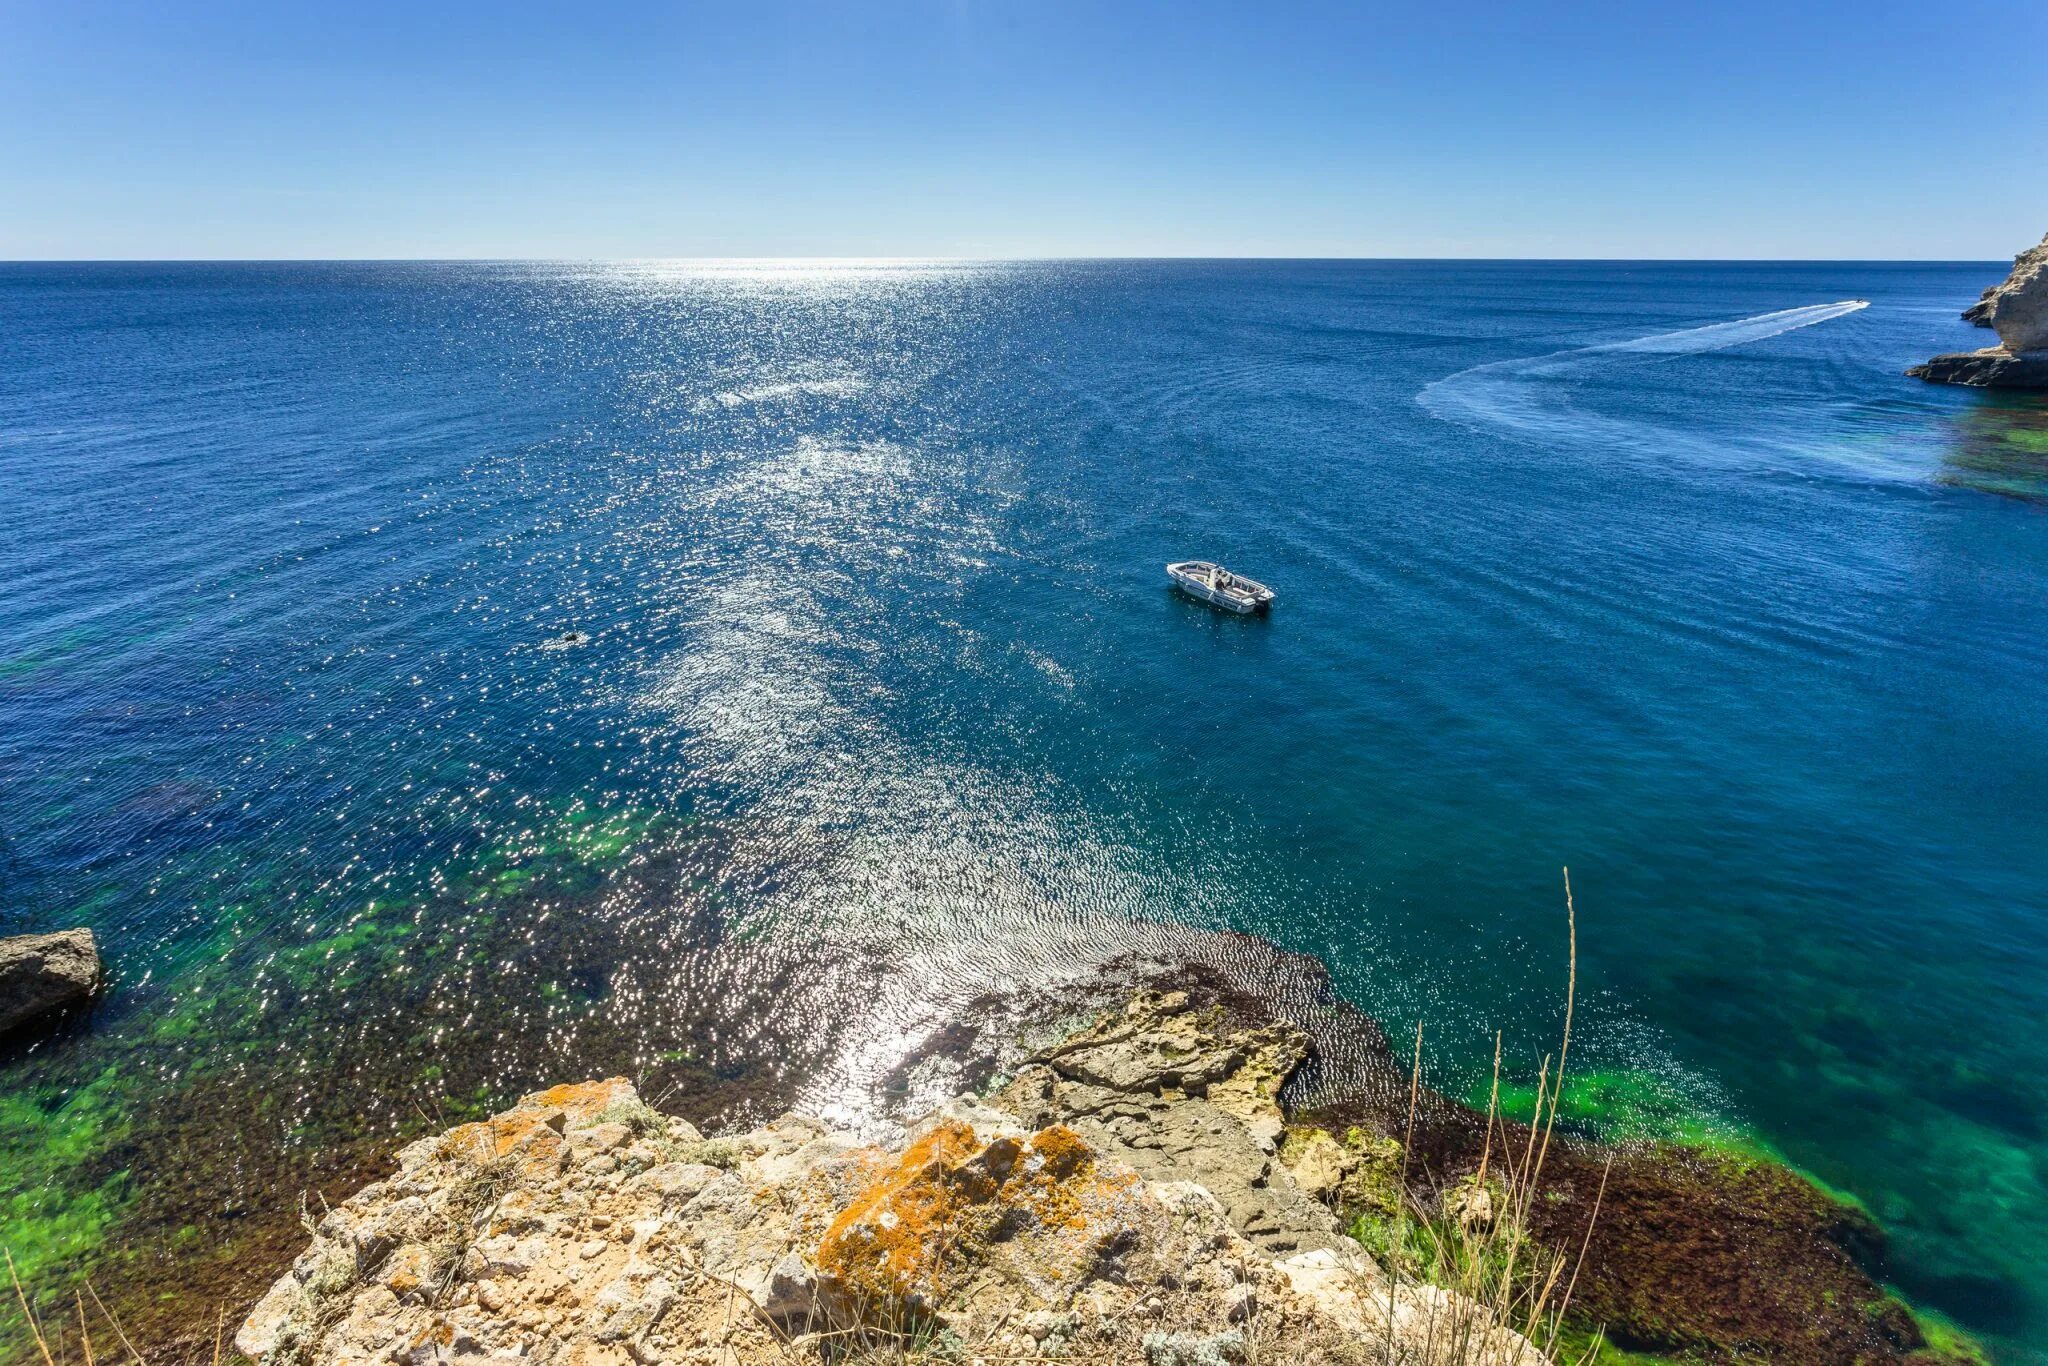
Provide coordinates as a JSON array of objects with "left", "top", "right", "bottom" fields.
[
  {"left": 1680, "top": 1130, "right": 1878, "bottom": 1227},
  {"left": 1938, "top": 403, "right": 2048, "bottom": 502},
  {"left": 0, "top": 1067, "right": 132, "bottom": 1287},
  {"left": 1465, "top": 1066, "right": 1730, "bottom": 1147},
  {"left": 1550, "top": 1324, "right": 1683, "bottom": 1366},
  {"left": 1900, "top": 1304, "right": 1993, "bottom": 1365}
]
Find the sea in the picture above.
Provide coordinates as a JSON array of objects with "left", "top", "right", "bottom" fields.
[{"left": 2, "top": 260, "right": 2044, "bottom": 1360}]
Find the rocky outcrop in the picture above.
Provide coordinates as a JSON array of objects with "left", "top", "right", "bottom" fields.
[
  {"left": 1907, "top": 349, "right": 2048, "bottom": 389},
  {"left": 238, "top": 996, "right": 1527, "bottom": 1366},
  {"left": 1960, "top": 233, "right": 2048, "bottom": 336},
  {"left": 1916, "top": 231, "right": 2048, "bottom": 388},
  {"left": 236, "top": 956, "right": 1985, "bottom": 1366},
  {"left": 0, "top": 928, "right": 101, "bottom": 1036}
]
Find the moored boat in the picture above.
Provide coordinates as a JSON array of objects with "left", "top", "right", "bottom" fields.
[{"left": 1167, "top": 560, "right": 1275, "bottom": 614}]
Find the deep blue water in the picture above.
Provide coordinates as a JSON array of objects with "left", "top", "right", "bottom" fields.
[{"left": 3, "top": 261, "right": 2045, "bottom": 1356}]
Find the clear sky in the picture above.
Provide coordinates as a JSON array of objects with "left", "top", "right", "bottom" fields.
[{"left": 2, "top": 0, "right": 2043, "bottom": 260}]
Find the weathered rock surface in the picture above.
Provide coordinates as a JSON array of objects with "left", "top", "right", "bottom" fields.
[
  {"left": 1907, "top": 348, "right": 2048, "bottom": 390},
  {"left": 1917, "top": 231, "right": 2048, "bottom": 388},
  {"left": 238, "top": 998, "right": 1527, "bottom": 1366},
  {"left": 0, "top": 928, "right": 101, "bottom": 1035},
  {"left": 236, "top": 956, "right": 1985, "bottom": 1366},
  {"left": 1981, "top": 232, "right": 2048, "bottom": 350}
]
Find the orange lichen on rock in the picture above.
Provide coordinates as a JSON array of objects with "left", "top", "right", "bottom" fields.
[
  {"left": 814, "top": 1121, "right": 1135, "bottom": 1320},
  {"left": 435, "top": 1077, "right": 635, "bottom": 1164}
]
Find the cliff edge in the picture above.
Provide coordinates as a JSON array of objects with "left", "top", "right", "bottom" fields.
[
  {"left": 236, "top": 990, "right": 1526, "bottom": 1366},
  {"left": 236, "top": 948, "right": 1984, "bottom": 1365}
]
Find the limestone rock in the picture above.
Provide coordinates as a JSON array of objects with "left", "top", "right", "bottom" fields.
[
  {"left": 0, "top": 929, "right": 101, "bottom": 1035},
  {"left": 238, "top": 998, "right": 1530, "bottom": 1366},
  {"left": 1984, "top": 232, "right": 2048, "bottom": 352},
  {"left": 1278, "top": 1127, "right": 1353, "bottom": 1201},
  {"left": 1917, "top": 230, "right": 2048, "bottom": 389}
]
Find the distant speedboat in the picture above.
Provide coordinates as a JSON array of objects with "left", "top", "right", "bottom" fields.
[{"left": 1167, "top": 561, "right": 1275, "bottom": 614}]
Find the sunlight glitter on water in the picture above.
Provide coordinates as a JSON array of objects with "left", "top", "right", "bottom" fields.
[{"left": 4, "top": 260, "right": 2046, "bottom": 1357}]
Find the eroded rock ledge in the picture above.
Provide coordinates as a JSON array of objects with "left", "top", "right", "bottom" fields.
[
  {"left": 1914, "top": 231, "right": 2048, "bottom": 390},
  {"left": 239, "top": 954, "right": 1982, "bottom": 1366},
  {"left": 238, "top": 990, "right": 1526, "bottom": 1366}
]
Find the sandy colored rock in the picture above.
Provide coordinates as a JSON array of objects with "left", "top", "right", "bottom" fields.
[
  {"left": 238, "top": 998, "right": 1523, "bottom": 1366},
  {"left": 1916, "top": 230, "right": 2048, "bottom": 389},
  {"left": 1984, "top": 231, "right": 2048, "bottom": 353},
  {"left": 0, "top": 928, "right": 101, "bottom": 1034}
]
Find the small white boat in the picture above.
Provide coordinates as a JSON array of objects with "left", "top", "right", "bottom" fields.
[{"left": 1167, "top": 560, "right": 1275, "bottom": 614}]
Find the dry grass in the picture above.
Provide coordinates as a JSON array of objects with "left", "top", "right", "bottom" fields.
[
  {"left": 1350, "top": 867, "right": 1614, "bottom": 1366},
  {"left": 5, "top": 1250, "right": 159, "bottom": 1366}
]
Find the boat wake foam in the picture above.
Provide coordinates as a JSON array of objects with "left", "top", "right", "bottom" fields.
[{"left": 1418, "top": 301, "right": 1871, "bottom": 445}]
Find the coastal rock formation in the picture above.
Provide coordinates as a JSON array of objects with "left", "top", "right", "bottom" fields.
[
  {"left": 1960, "top": 232, "right": 2048, "bottom": 332},
  {"left": 238, "top": 953, "right": 1985, "bottom": 1366},
  {"left": 237, "top": 998, "right": 1526, "bottom": 1366},
  {"left": 1906, "top": 349, "right": 2048, "bottom": 389},
  {"left": 0, "top": 928, "right": 101, "bottom": 1035},
  {"left": 1915, "top": 230, "right": 2048, "bottom": 389}
]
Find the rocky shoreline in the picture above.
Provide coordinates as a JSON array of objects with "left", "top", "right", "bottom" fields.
[
  {"left": 1912, "top": 231, "right": 2048, "bottom": 390},
  {"left": 236, "top": 937, "right": 1983, "bottom": 1365}
]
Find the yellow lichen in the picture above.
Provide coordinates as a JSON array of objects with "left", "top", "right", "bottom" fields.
[
  {"left": 435, "top": 1078, "right": 636, "bottom": 1168},
  {"left": 815, "top": 1122, "right": 1134, "bottom": 1319}
]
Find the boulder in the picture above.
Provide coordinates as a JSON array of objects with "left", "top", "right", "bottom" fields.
[{"left": 0, "top": 929, "right": 101, "bottom": 1035}]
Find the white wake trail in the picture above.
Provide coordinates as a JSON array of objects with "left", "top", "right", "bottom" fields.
[
  {"left": 1592, "top": 300, "right": 1869, "bottom": 355},
  {"left": 1419, "top": 300, "right": 1870, "bottom": 438}
]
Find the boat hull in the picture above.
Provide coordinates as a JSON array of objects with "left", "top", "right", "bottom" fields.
[{"left": 1166, "top": 562, "right": 1273, "bottom": 613}]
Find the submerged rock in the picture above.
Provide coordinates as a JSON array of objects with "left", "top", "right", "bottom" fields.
[
  {"left": 1916, "top": 231, "right": 2048, "bottom": 388},
  {"left": 0, "top": 928, "right": 101, "bottom": 1036}
]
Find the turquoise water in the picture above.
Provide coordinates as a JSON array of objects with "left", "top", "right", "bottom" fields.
[{"left": 2, "top": 261, "right": 2044, "bottom": 1356}]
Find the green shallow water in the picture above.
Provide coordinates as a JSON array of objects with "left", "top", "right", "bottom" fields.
[{"left": 1, "top": 260, "right": 2045, "bottom": 1359}]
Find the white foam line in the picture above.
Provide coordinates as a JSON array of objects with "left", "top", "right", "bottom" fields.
[
  {"left": 1593, "top": 300, "right": 1869, "bottom": 355},
  {"left": 1418, "top": 301, "right": 1872, "bottom": 434}
]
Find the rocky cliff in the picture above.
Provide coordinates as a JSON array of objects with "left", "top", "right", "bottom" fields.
[
  {"left": 236, "top": 990, "right": 1526, "bottom": 1366},
  {"left": 236, "top": 945, "right": 1983, "bottom": 1366},
  {"left": 1914, "top": 231, "right": 2048, "bottom": 389}
]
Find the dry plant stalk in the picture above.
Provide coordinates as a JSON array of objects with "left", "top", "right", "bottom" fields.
[
  {"left": 7, "top": 1250, "right": 57, "bottom": 1366},
  {"left": 1369, "top": 866, "right": 1610, "bottom": 1365}
]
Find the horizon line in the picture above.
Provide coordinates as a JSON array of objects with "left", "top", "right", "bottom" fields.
[{"left": 0, "top": 254, "right": 2009, "bottom": 266}]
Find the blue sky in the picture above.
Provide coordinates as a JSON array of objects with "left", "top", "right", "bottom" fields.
[{"left": 2, "top": 0, "right": 2042, "bottom": 259}]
